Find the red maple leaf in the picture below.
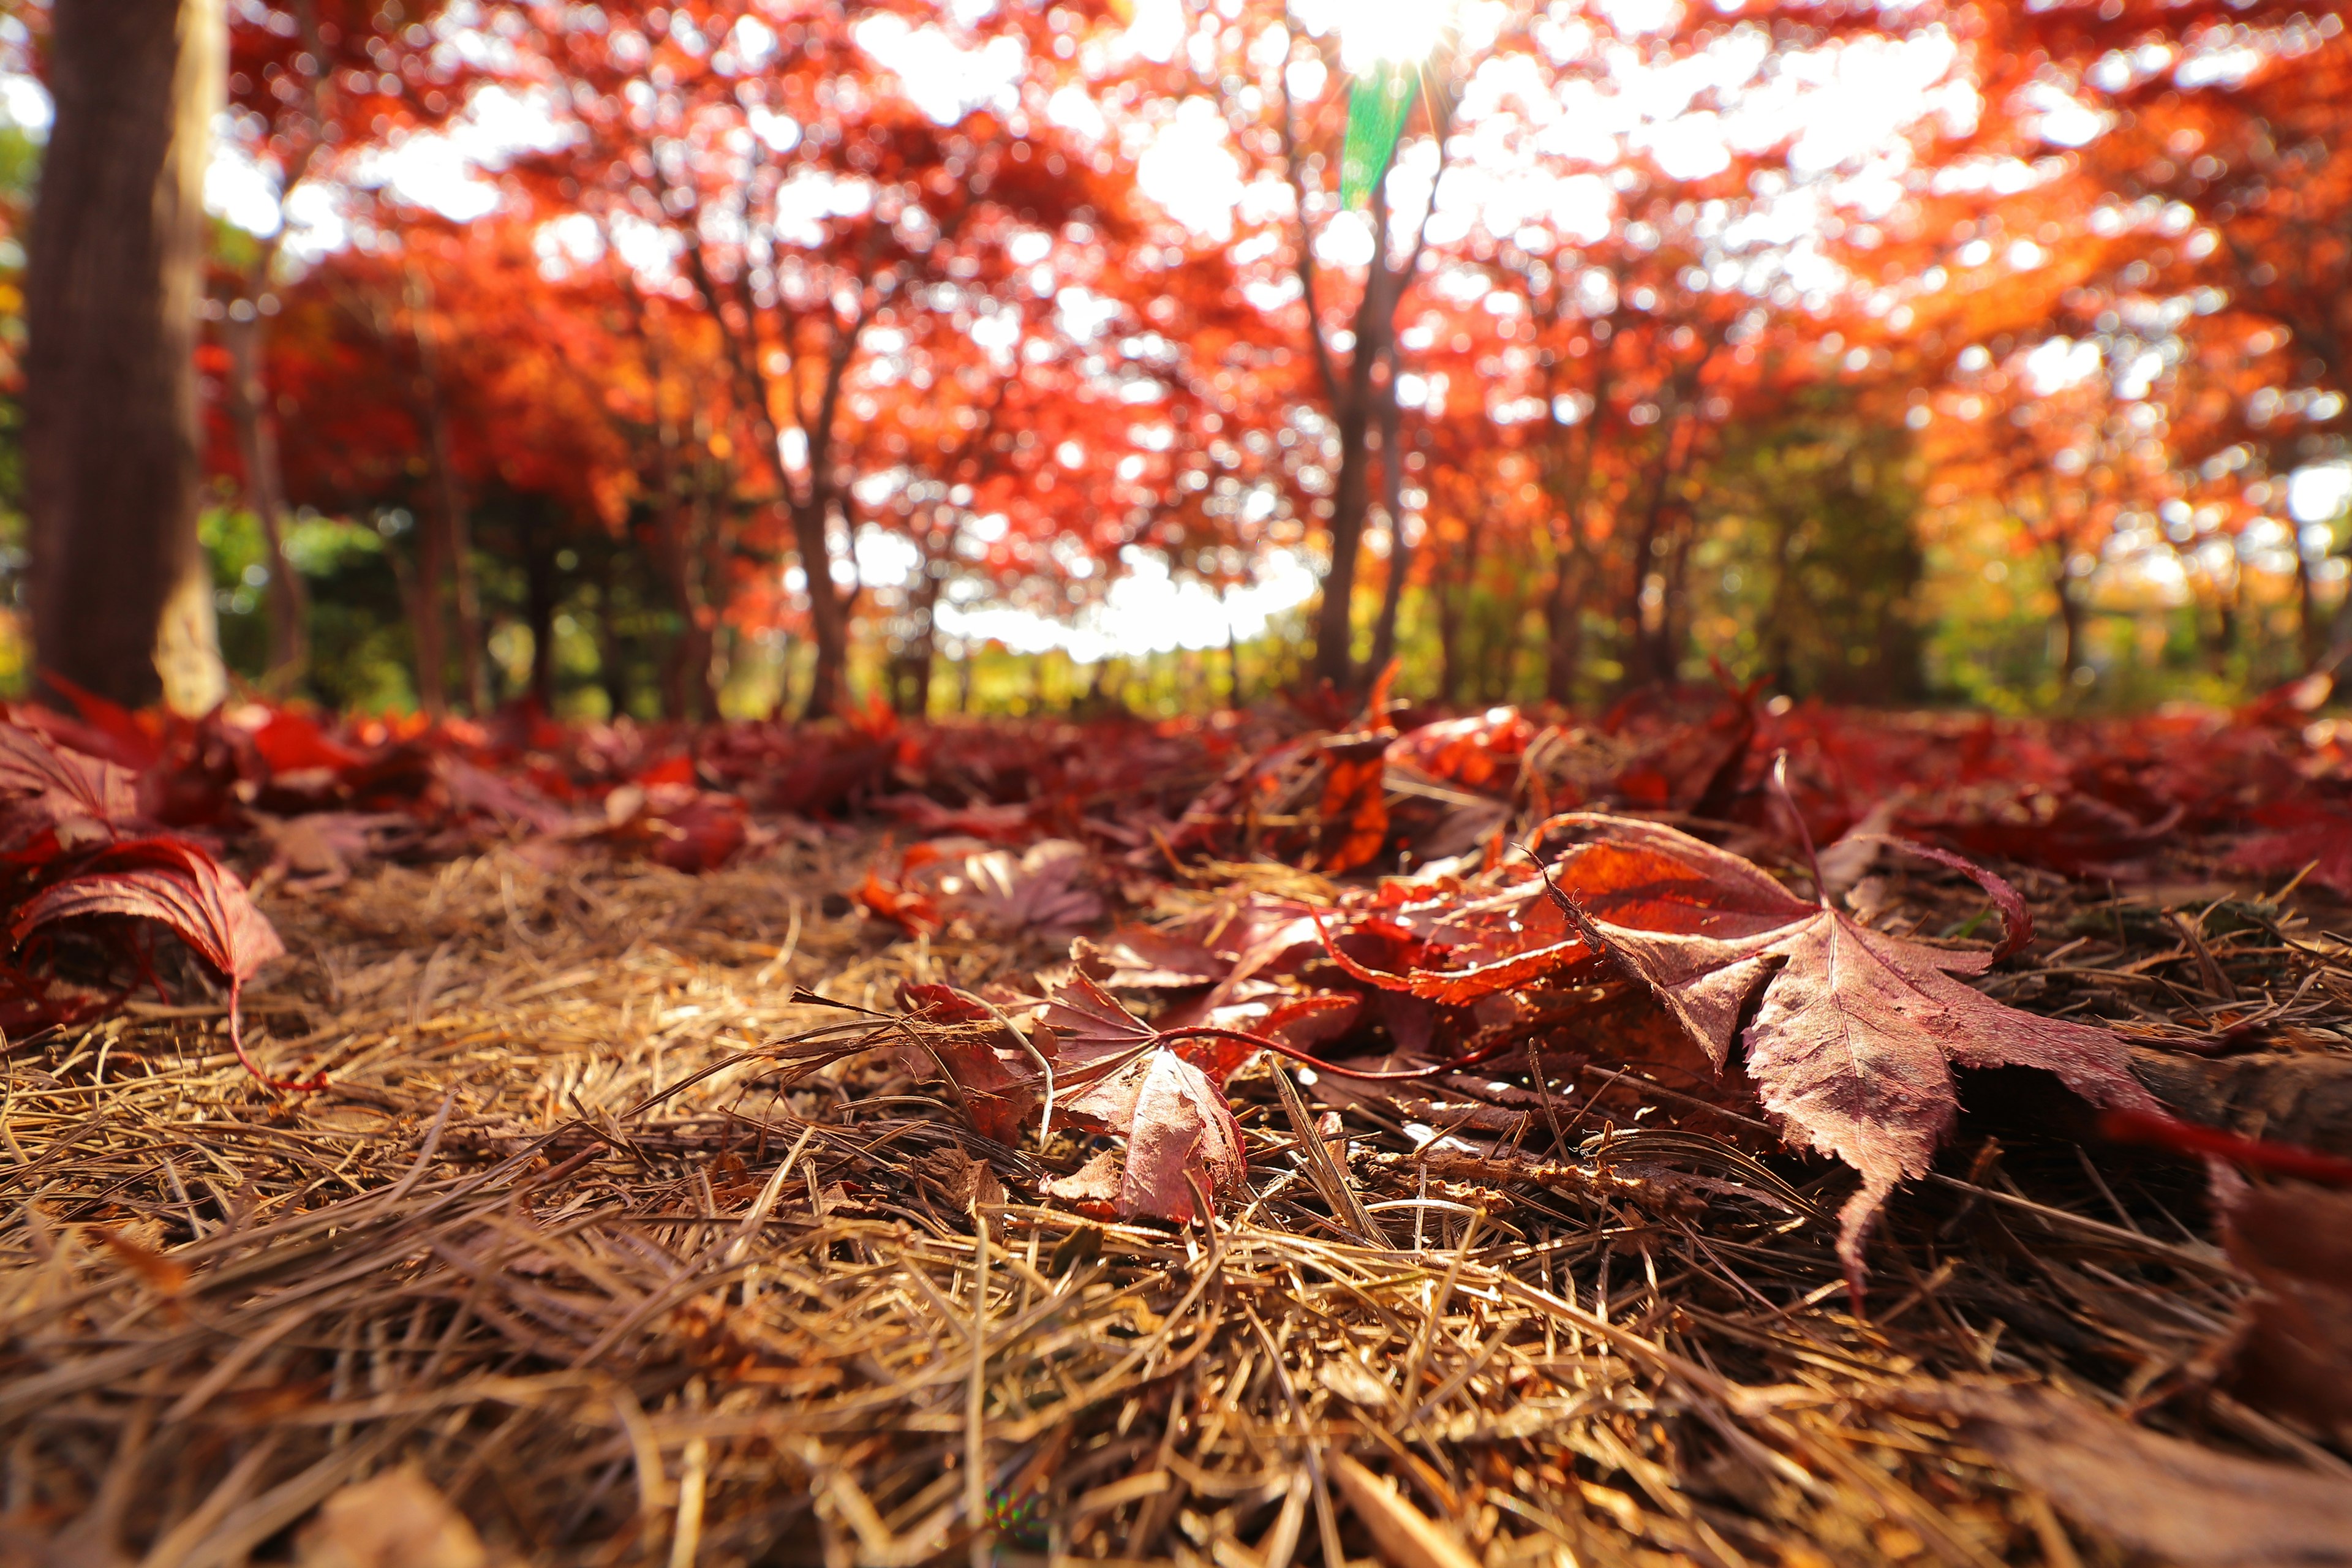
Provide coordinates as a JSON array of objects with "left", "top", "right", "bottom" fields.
[
  {"left": 0, "top": 725, "right": 140, "bottom": 845},
  {"left": 12, "top": 837, "right": 299, "bottom": 1088},
  {"left": 1035, "top": 969, "right": 1250, "bottom": 1224},
  {"left": 897, "top": 981, "right": 1046, "bottom": 1144},
  {"left": 1058, "top": 1046, "right": 1246, "bottom": 1224},
  {"left": 1538, "top": 813, "right": 2155, "bottom": 1296}
]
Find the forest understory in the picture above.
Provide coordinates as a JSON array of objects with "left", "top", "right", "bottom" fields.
[{"left": 2, "top": 685, "right": 2351, "bottom": 1568}]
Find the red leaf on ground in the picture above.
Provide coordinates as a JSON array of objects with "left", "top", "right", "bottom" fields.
[
  {"left": 2229, "top": 798, "right": 2352, "bottom": 897},
  {"left": 933, "top": 839, "right": 1105, "bottom": 937},
  {"left": 1061, "top": 1046, "right": 1245, "bottom": 1224},
  {"left": 15, "top": 838, "right": 284, "bottom": 986},
  {"left": 0, "top": 725, "right": 140, "bottom": 842},
  {"left": 898, "top": 981, "right": 1044, "bottom": 1144},
  {"left": 246, "top": 709, "right": 366, "bottom": 775},
  {"left": 1541, "top": 813, "right": 2154, "bottom": 1295},
  {"left": 1030, "top": 967, "right": 1249, "bottom": 1222},
  {"left": 1314, "top": 735, "right": 1392, "bottom": 875},
  {"left": 34, "top": 673, "right": 163, "bottom": 768},
  {"left": 1385, "top": 707, "right": 1536, "bottom": 794},
  {"left": 1080, "top": 928, "right": 1227, "bottom": 990},
  {"left": 1036, "top": 968, "right": 1161, "bottom": 1074},
  {"left": 854, "top": 869, "right": 941, "bottom": 936},
  {"left": 12, "top": 837, "right": 299, "bottom": 1087}
]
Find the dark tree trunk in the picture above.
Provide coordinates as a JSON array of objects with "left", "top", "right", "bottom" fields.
[
  {"left": 222, "top": 311, "right": 310, "bottom": 688},
  {"left": 899, "top": 551, "right": 947, "bottom": 717},
  {"left": 26, "top": 0, "right": 226, "bottom": 712},
  {"left": 596, "top": 546, "right": 630, "bottom": 719},
  {"left": 1760, "top": 508, "right": 1803, "bottom": 693},
  {"left": 520, "top": 502, "right": 560, "bottom": 714},
  {"left": 1434, "top": 518, "right": 1482, "bottom": 708},
  {"left": 1224, "top": 591, "right": 1244, "bottom": 707},
  {"left": 655, "top": 483, "right": 696, "bottom": 721},
  {"left": 1308, "top": 174, "right": 1406, "bottom": 692},
  {"left": 405, "top": 270, "right": 486, "bottom": 715},
  {"left": 1480, "top": 577, "right": 1529, "bottom": 706},
  {"left": 2295, "top": 539, "right": 2324, "bottom": 673},
  {"left": 1366, "top": 377, "right": 1411, "bottom": 680},
  {"left": 692, "top": 452, "right": 726, "bottom": 719},
  {"left": 1542, "top": 529, "right": 1584, "bottom": 707},
  {"left": 1645, "top": 508, "right": 1697, "bottom": 684},
  {"left": 796, "top": 499, "right": 855, "bottom": 720},
  {"left": 412, "top": 483, "right": 449, "bottom": 717},
  {"left": 1311, "top": 391, "right": 1377, "bottom": 688},
  {"left": 2052, "top": 560, "right": 2087, "bottom": 686}
]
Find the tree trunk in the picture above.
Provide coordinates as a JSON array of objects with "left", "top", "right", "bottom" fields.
[
  {"left": 412, "top": 488, "right": 448, "bottom": 717},
  {"left": 1224, "top": 590, "right": 1244, "bottom": 707},
  {"left": 1434, "top": 518, "right": 1481, "bottom": 708},
  {"left": 1308, "top": 175, "right": 1403, "bottom": 692},
  {"left": 405, "top": 270, "right": 486, "bottom": 714},
  {"left": 1366, "top": 374, "right": 1411, "bottom": 680},
  {"left": 1542, "top": 529, "right": 1584, "bottom": 707},
  {"left": 1760, "top": 508, "right": 1803, "bottom": 693},
  {"left": 2295, "top": 537, "right": 2325, "bottom": 673},
  {"left": 26, "top": 0, "right": 227, "bottom": 714},
  {"left": 222, "top": 311, "right": 310, "bottom": 688},
  {"left": 2052, "top": 564, "right": 2087, "bottom": 687},
  {"left": 794, "top": 499, "right": 855, "bottom": 720},
  {"left": 1646, "top": 507, "right": 1697, "bottom": 685},
  {"left": 520, "top": 502, "right": 559, "bottom": 714},
  {"left": 692, "top": 451, "right": 726, "bottom": 719},
  {"left": 596, "top": 545, "right": 630, "bottom": 719},
  {"left": 1311, "top": 393, "right": 1376, "bottom": 690},
  {"left": 899, "top": 541, "right": 949, "bottom": 717},
  {"left": 1480, "top": 577, "right": 1528, "bottom": 706},
  {"left": 1622, "top": 476, "right": 1679, "bottom": 688}
]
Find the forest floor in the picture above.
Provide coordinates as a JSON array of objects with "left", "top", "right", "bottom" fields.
[{"left": 6, "top": 826, "right": 2351, "bottom": 1568}]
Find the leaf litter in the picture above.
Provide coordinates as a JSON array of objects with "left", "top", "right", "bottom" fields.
[{"left": 4, "top": 681, "right": 2352, "bottom": 1565}]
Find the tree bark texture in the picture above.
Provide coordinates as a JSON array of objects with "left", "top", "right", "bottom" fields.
[
  {"left": 1366, "top": 379, "right": 1411, "bottom": 680},
  {"left": 26, "top": 0, "right": 227, "bottom": 713}
]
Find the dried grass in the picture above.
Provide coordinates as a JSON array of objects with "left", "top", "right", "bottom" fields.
[{"left": 3, "top": 835, "right": 2348, "bottom": 1567}]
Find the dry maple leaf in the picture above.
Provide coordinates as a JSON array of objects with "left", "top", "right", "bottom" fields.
[
  {"left": 1060, "top": 1046, "right": 1245, "bottom": 1224},
  {"left": 1537, "top": 812, "right": 2155, "bottom": 1295},
  {"left": 896, "top": 981, "right": 1046, "bottom": 1144},
  {"left": 13, "top": 837, "right": 300, "bottom": 1087},
  {"left": 937, "top": 839, "right": 1105, "bottom": 937},
  {"left": 1036, "top": 967, "right": 1164, "bottom": 1072},
  {"left": 0, "top": 723, "right": 140, "bottom": 845},
  {"left": 1035, "top": 968, "right": 1249, "bottom": 1223}
]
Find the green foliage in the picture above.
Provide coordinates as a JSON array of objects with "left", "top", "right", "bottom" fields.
[
  {"left": 201, "top": 505, "right": 418, "bottom": 712},
  {"left": 1694, "top": 417, "right": 1926, "bottom": 705}
]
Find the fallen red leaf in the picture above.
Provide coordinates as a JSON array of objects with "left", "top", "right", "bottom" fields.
[
  {"left": 12, "top": 837, "right": 299, "bottom": 1087},
  {"left": 1031, "top": 968, "right": 1251, "bottom": 1222},
  {"left": 1059, "top": 1044, "right": 1245, "bottom": 1225},
  {"left": 1537, "top": 813, "right": 2155, "bottom": 1296},
  {"left": 0, "top": 725, "right": 140, "bottom": 843},
  {"left": 897, "top": 981, "right": 1045, "bottom": 1143}
]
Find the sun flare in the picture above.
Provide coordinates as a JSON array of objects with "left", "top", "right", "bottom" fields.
[{"left": 1338, "top": 0, "right": 1453, "bottom": 73}]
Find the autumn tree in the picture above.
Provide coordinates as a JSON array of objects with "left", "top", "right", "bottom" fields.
[
  {"left": 209, "top": 1, "right": 471, "bottom": 685},
  {"left": 258, "top": 213, "right": 647, "bottom": 712},
  {"left": 493, "top": 0, "right": 1151, "bottom": 718},
  {"left": 1886, "top": 0, "right": 2352, "bottom": 673}
]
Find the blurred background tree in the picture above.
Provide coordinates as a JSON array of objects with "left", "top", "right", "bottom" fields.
[{"left": 0, "top": 0, "right": 2345, "bottom": 720}]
